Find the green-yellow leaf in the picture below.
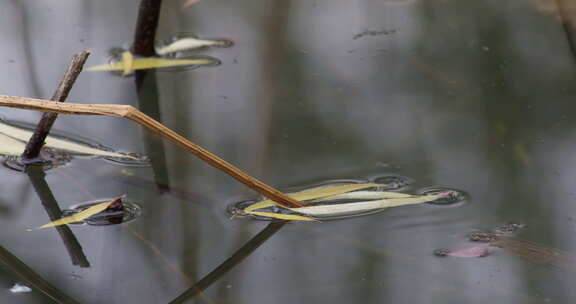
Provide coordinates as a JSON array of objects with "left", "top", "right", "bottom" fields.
[
  {"left": 245, "top": 211, "right": 317, "bottom": 222},
  {"left": 0, "top": 120, "right": 137, "bottom": 159},
  {"left": 86, "top": 57, "right": 215, "bottom": 73},
  {"left": 34, "top": 196, "right": 122, "bottom": 229},
  {"left": 121, "top": 51, "right": 134, "bottom": 76},
  {"left": 243, "top": 183, "right": 385, "bottom": 212}
]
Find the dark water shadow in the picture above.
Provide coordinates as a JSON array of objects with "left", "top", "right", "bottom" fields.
[
  {"left": 134, "top": 70, "right": 171, "bottom": 192},
  {"left": 169, "top": 221, "right": 286, "bottom": 304},
  {"left": 26, "top": 165, "right": 90, "bottom": 268}
]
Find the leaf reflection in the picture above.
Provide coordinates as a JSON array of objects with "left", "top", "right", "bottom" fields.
[{"left": 26, "top": 165, "right": 90, "bottom": 268}]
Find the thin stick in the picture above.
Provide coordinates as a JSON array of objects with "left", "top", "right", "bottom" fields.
[
  {"left": 0, "top": 95, "right": 305, "bottom": 208},
  {"left": 21, "top": 51, "right": 91, "bottom": 161}
]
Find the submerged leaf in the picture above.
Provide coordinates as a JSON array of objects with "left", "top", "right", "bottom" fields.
[
  {"left": 243, "top": 183, "right": 384, "bottom": 212},
  {"left": 34, "top": 196, "right": 124, "bottom": 229},
  {"left": 0, "top": 120, "right": 136, "bottom": 159},
  {"left": 86, "top": 57, "right": 215, "bottom": 73},
  {"left": 182, "top": 0, "right": 201, "bottom": 7}
]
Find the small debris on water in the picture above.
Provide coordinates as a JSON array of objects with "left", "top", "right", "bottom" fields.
[
  {"left": 353, "top": 29, "right": 397, "bottom": 40},
  {"left": 371, "top": 175, "right": 413, "bottom": 190},
  {"left": 468, "top": 232, "right": 499, "bottom": 243},
  {"left": 416, "top": 187, "right": 467, "bottom": 206},
  {"left": 494, "top": 222, "right": 526, "bottom": 235},
  {"left": 433, "top": 249, "right": 450, "bottom": 257}
]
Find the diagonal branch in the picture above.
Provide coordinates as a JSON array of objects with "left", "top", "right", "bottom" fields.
[
  {"left": 0, "top": 95, "right": 304, "bottom": 208},
  {"left": 22, "top": 50, "right": 91, "bottom": 161}
]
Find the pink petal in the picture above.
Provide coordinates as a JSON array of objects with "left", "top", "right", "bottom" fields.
[{"left": 447, "top": 245, "right": 493, "bottom": 258}]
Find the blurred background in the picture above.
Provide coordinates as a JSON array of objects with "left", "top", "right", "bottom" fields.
[{"left": 0, "top": 0, "right": 576, "bottom": 303}]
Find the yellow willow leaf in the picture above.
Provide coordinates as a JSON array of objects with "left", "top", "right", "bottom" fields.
[
  {"left": 121, "top": 51, "right": 134, "bottom": 76},
  {"left": 86, "top": 57, "right": 214, "bottom": 72},
  {"left": 245, "top": 211, "right": 317, "bottom": 222},
  {"left": 243, "top": 183, "right": 384, "bottom": 212},
  {"left": 289, "top": 194, "right": 444, "bottom": 216},
  {"left": 34, "top": 197, "right": 122, "bottom": 229},
  {"left": 0, "top": 133, "right": 26, "bottom": 155},
  {"left": 313, "top": 190, "right": 413, "bottom": 202},
  {"left": 182, "top": 0, "right": 201, "bottom": 8},
  {"left": 0, "top": 121, "right": 136, "bottom": 159}
]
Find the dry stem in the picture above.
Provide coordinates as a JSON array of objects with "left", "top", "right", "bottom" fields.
[
  {"left": 22, "top": 50, "right": 91, "bottom": 160},
  {"left": 0, "top": 95, "right": 304, "bottom": 208}
]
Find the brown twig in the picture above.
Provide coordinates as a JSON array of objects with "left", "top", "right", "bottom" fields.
[
  {"left": 21, "top": 50, "right": 91, "bottom": 161},
  {"left": 0, "top": 95, "right": 305, "bottom": 208}
]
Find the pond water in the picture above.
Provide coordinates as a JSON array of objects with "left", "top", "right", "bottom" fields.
[{"left": 1, "top": 0, "right": 576, "bottom": 303}]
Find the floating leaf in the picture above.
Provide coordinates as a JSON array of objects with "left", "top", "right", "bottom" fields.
[
  {"left": 182, "top": 0, "right": 201, "bottom": 8},
  {"left": 243, "top": 183, "right": 384, "bottom": 212},
  {"left": 0, "top": 133, "right": 26, "bottom": 155},
  {"left": 0, "top": 120, "right": 136, "bottom": 159},
  {"left": 86, "top": 56, "right": 215, "bottom": 73},
  {"left": 34, "top": 196, "right": 124, "bottom": 229},
  {"left": 313, "top": 190, "right": 412, "bottom": 202},
  {"left": 244, "top": 211, "right": 317, "bottom": 222},
  {"left": 156, "top": 37, "right": 232, "bottom": 55},
  {"left": 289, "top": 194, "right": 444, "bottom": 216}
]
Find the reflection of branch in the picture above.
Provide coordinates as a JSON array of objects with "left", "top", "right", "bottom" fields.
[
  {"left": 169, "top": 221, "right": 286, "bottom": 304},
  {"left": 26, "top": 166, "right": 90, "bottom": 268},
  {"left": 0, "top": 244, "right": 81, "bottom": 303},
  {"left": 555, "top": 0, "right": 576, "bottom": 61},
  {"left": 131, "top": 0, "right": 171, "bottom": 191},
  {"left": 0, "top": 95, "right": 305, "bottom": 208},
  {"left": 22, "top": 51, "right": 90, "bottom": 161},
  {"left": 134, "top": 70, "right": 171, "bottom": 191}
]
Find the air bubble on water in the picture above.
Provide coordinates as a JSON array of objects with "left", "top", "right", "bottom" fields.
[{"left": 9, "top": 283, "right": 31, "bottom": 294}]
